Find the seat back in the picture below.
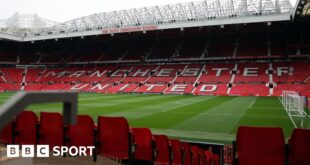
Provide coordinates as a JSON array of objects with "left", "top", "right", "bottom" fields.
[
  {"left": 236, "top": 126, "right": 285, "bottom": 165},
  {"left": 205, "top": 150, "right": 213, "bottom": 165},
  {"left": 181, "top": 142, "right": 191, "bottom": 165},
  {"left": 289, "top": 128, "right": 310, "bottom": 165},
  {"left": 67, "top": 115, "right": 94, "bottom": 153},
  {"left": 39, "top": 112, "right": 64, "bottom": 148},
  {"left": 213, "top": 154, "right": 220, "bottom": 165},
  {"left": 15, "top": 111, "right": 38, "bottom": 145},
  {"left": 191, "top": 145, "right": 200, "bottom": 165},
  {"left": 170, "top": 139, "right": 182, "bottom": 165},
  {"left": 199, "top": 148, "right": 206, "bottom": 165},
  {"left": 132, "top": 128, "right": 153, "bottom": 161},
  {"left": 154, "top": 134, "right": 170, "bottom": 165},
  {"left": 97, "top": 116, "right": 130, "bottom": 159},
  {"left": 0, "top": 122, "right": 13, "bottom": 144}
]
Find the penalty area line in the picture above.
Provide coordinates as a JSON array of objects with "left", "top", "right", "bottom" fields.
[{"left": 248, "top": 98, "right": 257, "bottom": 109}]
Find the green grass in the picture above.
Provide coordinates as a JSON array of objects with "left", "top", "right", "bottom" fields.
[{"left": 1, "top": 92, "right": 309, "bottom": 144}]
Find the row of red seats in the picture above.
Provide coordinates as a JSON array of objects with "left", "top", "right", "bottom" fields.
[
  {"left": 0, "top": 111, "right": 220, "bottom": 165},
  {"left": 0, "top": 62, "right": 308, "bottom": 85},
  {"left": 234, "top": 126, "right": 310, "bottom": 165}
]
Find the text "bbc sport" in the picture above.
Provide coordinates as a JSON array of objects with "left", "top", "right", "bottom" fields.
[{"left": 7, "top": 145, "right": 95, "bottom": 157}]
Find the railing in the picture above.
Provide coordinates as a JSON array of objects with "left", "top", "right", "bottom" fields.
[{"left": 0, "top": 91, "right": 78, "bottom": 131}]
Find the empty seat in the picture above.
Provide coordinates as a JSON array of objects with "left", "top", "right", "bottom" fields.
[
  {"left": 0, "top": 122, "right": 13, "bottom": 145},
  {"left": 236, "top": 126, "right": 285, "bottom": 165},
  {"left": 181, "top": 142, "right": 191, "bottom": 165},
  {"left": 132, "top": 128, "right": 154, "bottom": 162},
  {"left": 213, "top": 154, "right": 220, "bottom": 165},
  {"left": 153, "top": 134, "right": 170, "bottom": 165},
  {"left": 204, "top": 150, "right": 213, "bottom": 165},
  {"left": 199, "top": 148, "right": 206, "bottom": 165},
  {"left": 67, "top": 115, "right": 95, "bottom": 155},
  {"left": 191, "top": 145, "right": 200, "bottom": 165},
  {"left": 97, "top": 116, "right": 131, "bottom": 160},
  {"left": 39, "top": 112, "right": 64, "bottom": 148},
  {"left": 15, "top": 111, "right": 38, "bottom": 145},
  {"left": 170, "top": 139, "right": 182, "bottom": 165},
  {"left": 289, "top": 128, "right": 310, "bottom": 165}
]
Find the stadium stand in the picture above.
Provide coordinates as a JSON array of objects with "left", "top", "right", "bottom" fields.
[{"left": 0, "top": 1, "right": 310, "bottom": 164}]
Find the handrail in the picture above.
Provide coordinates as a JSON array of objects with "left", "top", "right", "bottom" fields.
[{"left": 0, "top": 91, "right": 78, "bottom": 131}]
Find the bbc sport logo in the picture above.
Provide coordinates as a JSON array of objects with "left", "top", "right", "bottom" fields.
[{"left": 7, "top": 145, "right": 95, "bottom": 157}]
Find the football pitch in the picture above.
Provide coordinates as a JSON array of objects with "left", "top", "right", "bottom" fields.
[{"left": 0, "top": 92, "right": 309, "bottom": 144}]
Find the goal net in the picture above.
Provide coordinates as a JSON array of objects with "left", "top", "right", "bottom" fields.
[{"left": 282, "top": 91, "right": 306, "bottom": 117}]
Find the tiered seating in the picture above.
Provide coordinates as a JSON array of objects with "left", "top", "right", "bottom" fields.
[
  {"left": 273, "top": 84, "right": 310, "bottom": 96},
  {"left": 107, "top": 83, "right": 139, "bottom": 93},
  {"left": 198, "top": 63, "right": 234, "bottom": 83},
  {"left": 237, "top": 34, "right": 267, "bottom": 57},
  {"left": 175, "top": 37, "right": 205, "bottom": 58},
  {"left": 25, "top": 68, "right": 41, "bottom": 83},
  {"left": 208, "top": 35, "right": 235, "bottom": 57},
  {"left": 147, "top": 65, "right": 185, "bottom": 84},
  {"left": 164, "top": 84, "right": 195, "bottom": 94},
  {"left": 1, "top": 111, "right": 222, "bottom": 164},
  {"left": 174, "top": 64, "right": 201, "bottom": 84},
  {"left": 230, "top": 84, "right": 269, "bottom": 96},
  {"left": 234, "top": 63, "right": 269, "bottom": 83},
  {"left": 0, "top": 61, "right": 307, "bottom": 96},
  {"left": 148, "top": 38, "right": 180, "bottom": 59},
  {"left": 193, "top": 84, "right": 228, "bottom": 96},
  {"left": 136, "top": 84, "right": 167, "bottom": 93},
  {"left": 0, "top": 68, "right": 23, "bottom": 83},
  {"left": 122, "top": 65, "right": 157, "bottom": 83}
]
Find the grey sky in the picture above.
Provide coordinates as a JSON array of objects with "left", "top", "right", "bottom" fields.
[{"left": 0, "top": 0, "right": 298, "bottom": 23}]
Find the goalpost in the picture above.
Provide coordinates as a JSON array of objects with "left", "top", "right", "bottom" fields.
[{"left": 281, "top": 91, "right": 308, "bottom": 128}]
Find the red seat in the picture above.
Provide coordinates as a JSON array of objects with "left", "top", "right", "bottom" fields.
[
  {"left": 67, "top": 115, "right": 95, "bottom": 155},
  {"left": 0, "top": 122, "right": 13, "bottom": 145},
  {"left": 181, "top": 142, "right": 191, "bottom": 165},
  {"left": 153, "top": 134, "right": 170, "bottom": 165},
  {"left": 132, "top": 128, "right": 154, "bottom": 162},
  {"left": 199, "top": 148, "right": 206, "bottom": 165},
  {"left": 170, "top": 139, "right": 182, "bottom": 165},
  {"left": 289, "top": 128, "right": 310, "bottom": 165},
  {"left": 236, "top": 126, "right": 285, "bottom": 165},
  {"left": 97, "top": 116, "right": 131, "bottom": 160},
  {"left": 39, "top": 112, "right": 64, "bottom": 148},
  {"left": 213, "top": 154, "right": 220, "bottom": 165},
  {"left": 15, "top": 111, "right": 38, "bottom": 145},
  {"left": 205, "top": 150, "right": 213, "bottom": 165},
  {"left": 191, "top": 145, "right": 200, "bottom": 165}
]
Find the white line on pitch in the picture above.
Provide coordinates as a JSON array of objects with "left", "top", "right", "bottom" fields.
[
  {"left": 278, "top": 97, "right": 297, "bottom": 128},
  {"left": 249, "top": 97, "right": 257, "bottom": 109}
]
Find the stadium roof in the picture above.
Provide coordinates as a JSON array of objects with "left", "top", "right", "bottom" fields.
[
  {"left": 294, "top": 0, "right": 310, "bottom": 16},
  {"left": 0, "top": 0, "right": 294, "bottom": 42}
]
